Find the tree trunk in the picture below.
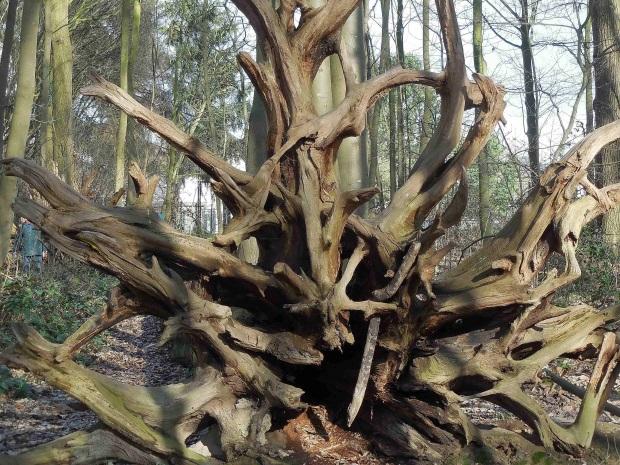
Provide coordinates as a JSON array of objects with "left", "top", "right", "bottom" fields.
[
  {"left": 125, "top": 0, "right": 142, "bottom": 204},
  {"left": 0, "top": 0, "right": 18, "bottom": 157},
  {"left": 519, "top": 0, "right": 539, "bottom": 184},
  {"left": 420, "top": 0, "right": 433, "bottom": 153},
  {"left": 39, "top": 8, "right": 58, "bottom": 173},
  {"left": 0, "top": 0, "right": 41, "bottom": 265},
  {"left": 396, "top": 0, "right": 406, "bottom": 186},
  {"left": 585, "top": 16, "right": 594, "bottom": 135},
  {"left": 38, "top": 6, "right": 54, "bottom": 172},
  {"left": 380, "top": 0, "right": 397, "bottom": 197},
  {"left": 115, "top": 0, "right": 141, "bottom": 194},
  {"left": 333, "top": 4, "right": 368, "bottom": 198},
  {"left": 3, "top": 1, "right": 620, "bottom": 464},
  {"left": 473, "top": 0, "right": 491, "bottom": 237},
  {"left": 163, "top": 50, "right": 184, "bottom": 221},
  {"left": 216, "top": 195, "right": 223, "bottom": 234},
  {"left": 593, "top": 0, "right": 620, "bottom": 254},
  {"left": 128, "top": 0, "right": 141, "bottom": 96},
  {"left": 367, "top": 1, "right": 384, "bottom": 209},
  {"left": 48, "top": 0, "right": 75, "bottom": 187},
  {"left": 196, "top": 179, "right": 203, "bottom": 235}
]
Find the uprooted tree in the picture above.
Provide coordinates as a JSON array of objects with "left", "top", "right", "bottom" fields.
[{"left": 1, "top": 0, "right": 620, "bottom": 463}]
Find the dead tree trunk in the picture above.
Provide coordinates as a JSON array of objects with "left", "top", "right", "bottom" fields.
[{"left": 2, "top": 1, "right": 620, "bottom": 463}]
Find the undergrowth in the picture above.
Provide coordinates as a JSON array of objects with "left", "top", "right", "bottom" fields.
[{"left": 0, "top": 259, "right": 116, "bottom": 349}]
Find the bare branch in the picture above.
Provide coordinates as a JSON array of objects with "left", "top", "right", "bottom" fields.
[
  {"left": 81, "top": 75, "right": 251, "bottom": 187},
  {"left": 378, "top": 0, "right": 471, "bottom": 242}
]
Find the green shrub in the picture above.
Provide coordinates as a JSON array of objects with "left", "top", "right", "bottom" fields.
[
  {"left": 0, "top": 365, "right": 33, "bottom": 399},
  {"left": 554, "top": 224, "right": 619, "bottom": 307},
  {"left": 0, "top": 261, "right": 116, "bottom": 349}
]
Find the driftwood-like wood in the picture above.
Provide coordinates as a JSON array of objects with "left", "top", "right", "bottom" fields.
[{"left": 2, "top": 0, "right": 620, "bottom": 463}]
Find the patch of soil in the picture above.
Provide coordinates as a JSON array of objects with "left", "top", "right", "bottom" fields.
[{"left": 281, "top": 406, "right": 408, "bottom": 465}]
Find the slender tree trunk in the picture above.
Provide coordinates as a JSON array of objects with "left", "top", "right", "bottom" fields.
[
  {"left": 125, "top": 0, "right": 141, "bottom": 204},
  {"left": 196, "top": 179, "right": 202, "bottom": 235},
  {"left": 0, "top": 0, "right": 42, "bottom": 265},
  {"left": 163, "top": 154, "right": 178, "bottom": 217},
  {"left": 473, "top": 0, "right": 491, "bottom": 238},
  {"left": 420, "top": 0, "right": 433, "bottom": 152},
  {"left": 519, "top": 0, "right": 539, "bottom": 183},
  {"left": 163, "top": 53, "right": 183, "bottom": 221},
  {"left": 247, "top": 93, "right": 268, "bottom": 173},
  {"left": 333, "top": 5, "right": 368, "bottom": 199},
  {"left": 367, "top": 0, "right": 384, "bottom": 209},
  {"left": 396, "top": 0, "right": 406, "bottom": 186},
  {"left": 0, "top": 0, "right": 18, "bottom": 157},
  {"left": 115, "top": 0, "right": 140, "bottom": 193},
  {"left": 128, "top": 0, "right": 141, "bottom": 96},
  {"left": 584, "top": 15, "right": 598, "bottom": 184},
  {"left": 380, "top": 0, "right": 397, "bottom": 197},
  {"left": 216, "top": 196, "right": 223, "bottom": 234},
  {"left": 592, "top": 0, "right": 620, "bottom": 254},
  {"left": 47, "top": 0, "right": 75, "bottom": 186},
  {"left": 585, "top": 17, "right": 594, "bottom": 135},
  {"left": 368, "top": 105, "right": 383, "bottom": 208},
  {"left": 38, "top": 7, "right": 54, "bottom": 172},
  {"left": 396, "top": 0, "right": 405, "bottom": 67}
]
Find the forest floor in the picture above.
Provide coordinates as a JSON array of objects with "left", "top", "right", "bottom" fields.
[{"left": 2, "top": 314, "right": 620, "bottom": 464}]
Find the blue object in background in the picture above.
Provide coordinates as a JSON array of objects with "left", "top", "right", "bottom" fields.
[{"left": 17, "top": 222, "right": 44, "bottom": 272}]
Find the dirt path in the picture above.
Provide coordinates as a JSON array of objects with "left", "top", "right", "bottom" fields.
[{"left": 0, "top": 315, "right": 187, "bottom": 455}]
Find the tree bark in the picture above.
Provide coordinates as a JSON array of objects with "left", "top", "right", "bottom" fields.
[
  {"left": 0, "top": 0, "right": 18, "bottom": 157},
  {"left": 47, "top": 0, "right": 75, "bottom": 187},
  {"left": 519, "top": 0, "right": 540, "bottom": 183},
  {"left": 380, "top": 0, "right": 397, "bottom": 197},
  {"left": 420, "top": 0, "right": 433, "bottom": 153},
  {"left": 333, "top": 4, "right": 368, "bottom": 198},
  {"left": 38, "top": 7, "right": 54, "bottom": 172},
  {"left": 473, "top": 0, "right": 491, "bottom": 237},
  {"left": 592, "top": 0, "right": 620, "bottom": 254},
  {"left": 396, "top": 0, "right": 406, "bottom": 187},
  {"left": 0, "top": 0, "right": 41, "bottom": 265},
  {"left": 163, "top": 46, "right": 183, "bottom": 222},
  {"left": 585, "top": 16, "right": 594, "bottom": 135},
  {"left": 126, "top": 0, "right": 142, "bottom": 204},
  {"left": 115, "top": 0, "right": 141, "bottom": 195}
]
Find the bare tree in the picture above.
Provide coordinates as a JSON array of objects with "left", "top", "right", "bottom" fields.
[{"left": 485, "top": 0, "right": 540, "bottom": 182}]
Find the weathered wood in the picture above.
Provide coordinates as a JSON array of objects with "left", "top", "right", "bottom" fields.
[
  {"left": 4, "top": 0, "right": 620, "bottom": 462},
  {"left": 347, "top": 316, "right": 380, "bottom": 426}
]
